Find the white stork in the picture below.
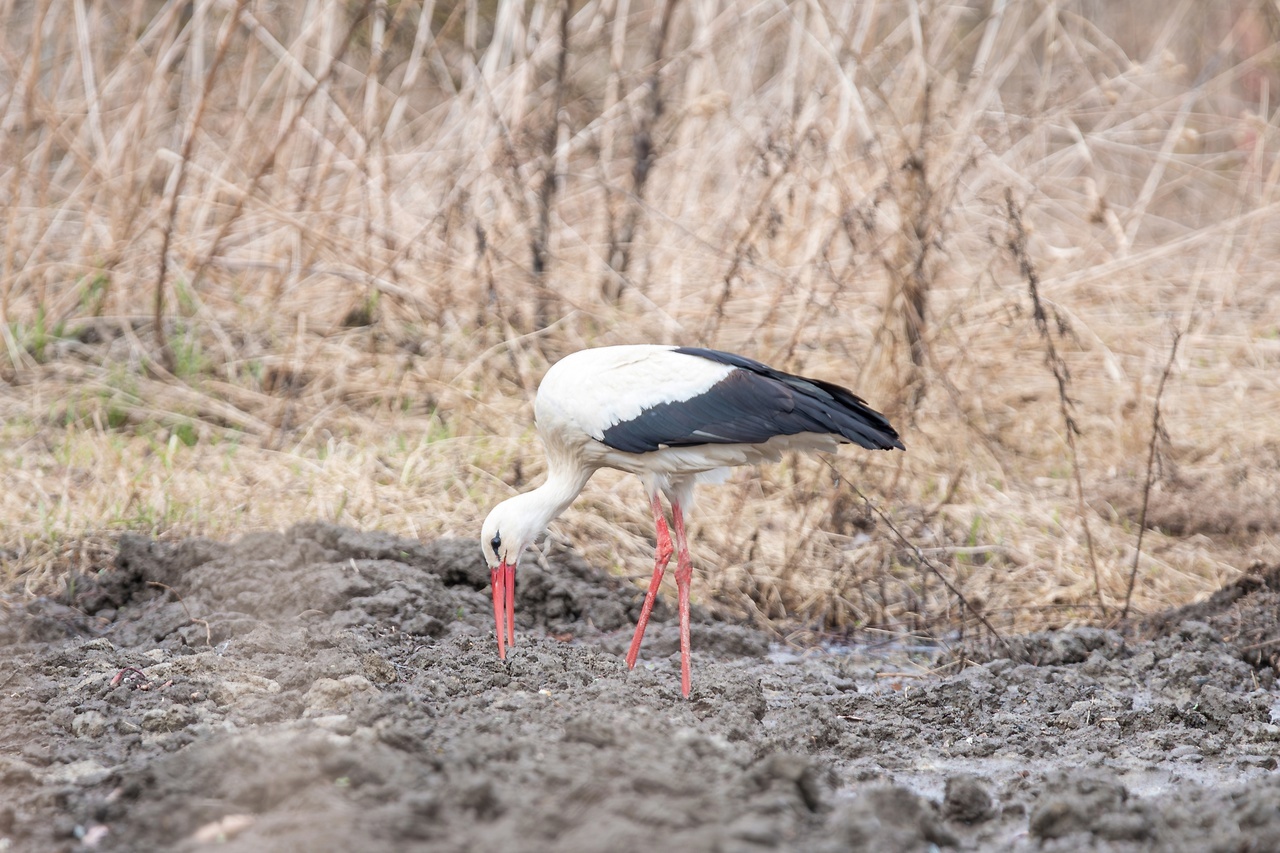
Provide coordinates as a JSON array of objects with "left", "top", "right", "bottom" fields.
[{"left": 480, "top": 345, "right": 904, "bottom": 697}]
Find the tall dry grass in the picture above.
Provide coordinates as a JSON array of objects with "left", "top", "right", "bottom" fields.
[{"left": 2, "top": 0, "right": 1279, "bottom": 641}]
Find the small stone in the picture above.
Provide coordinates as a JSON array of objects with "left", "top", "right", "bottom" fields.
[
  {"left": 190, "top": 814, "right": 256, "bottom": 843},
  {"left": 72, "top": 710, "right": 110, "bottom": 738},
  {"left": 141, "top": 705, "right": 197, "bottom": 732},
  {"left": 209, "top": 676, "right": 282, "bottom": 707},
  {"left": 46, "top": 760, "right": 110, "bottom": 786}
]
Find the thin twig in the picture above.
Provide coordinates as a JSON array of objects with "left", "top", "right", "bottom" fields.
[
  {"left": 147, "top": 580, "right": 212, "bottom": 646},
  {"left": 1121, "top": 328, "right": 1184, "bottom": 622},
  {"left": 823, "top": 459, "right": 1010, "bottom": 650},
  {"left": 1005, "top": 189, "right": 1105, "bottom": 614}
]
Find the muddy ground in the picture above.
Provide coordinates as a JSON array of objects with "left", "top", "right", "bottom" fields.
[{"left": 1, "top": 522, "right": 1277, "bottom": 852}]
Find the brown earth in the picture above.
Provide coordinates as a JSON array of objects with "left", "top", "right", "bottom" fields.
[{"left": 1, "top": 523, "right": 1277, "bottom": 852}]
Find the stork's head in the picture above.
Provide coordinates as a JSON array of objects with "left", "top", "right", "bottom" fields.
[{"left": 480, "top": 495, "right": 550, "bottom": 660}]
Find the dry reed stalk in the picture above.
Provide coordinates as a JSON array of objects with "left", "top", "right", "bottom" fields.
[
  {"left": 530, "top": 0, "right": 571, "bottom": 331},
  {"left": 353, "top": 0, "right": 391, "bottom": 334},
  {"left": 602, "top": 0, "right": 679, "bottom": 302},
  {"left": 884, "top": 80, "right": 936, "bottom": 408},
  {"left": 1005, "top": 189, "right": 1105, "bottom": 615},
  {"left": 153, "top": 0, "right": 249, "bottom": 374},
  {"left": 0, "top": 0, "right": 52, "bottom": 375}
]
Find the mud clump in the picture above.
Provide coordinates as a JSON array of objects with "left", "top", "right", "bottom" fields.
[
  {"left": 825, "top": 786, "right": 958, "bottom": 852},
  {"left": 0, "top": 523, "right": 1278, "bottom": 852},
  {"left": 944, "top": 774, "right": 996, "bottom": 824}
]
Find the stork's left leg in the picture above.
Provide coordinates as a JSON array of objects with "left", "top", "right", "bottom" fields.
[
  {"left": 626, "top": 492, "right": 674, "bottom": 670},
  {"left": 670, "top": 499, "right": 693, "bottom": 698}
]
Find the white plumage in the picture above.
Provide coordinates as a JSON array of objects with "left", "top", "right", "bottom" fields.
[{"left": 481, "top": 344, "right": 903, "bottom": 697}]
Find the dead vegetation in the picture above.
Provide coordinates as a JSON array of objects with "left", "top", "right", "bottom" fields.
[{"left": 2, "top": 0, "right": 1279, "bottom": 641}]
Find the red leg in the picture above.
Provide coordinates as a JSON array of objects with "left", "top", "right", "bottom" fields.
[
  {"left": 671, "top": 499, "right": 693, "bottom": 698},
  {"left": 626, "top": 492, "right": 674, "bottom": 670}
]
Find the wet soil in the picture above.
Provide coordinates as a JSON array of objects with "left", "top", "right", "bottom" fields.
[{"left": 1, "top": 523, "right": 1277, "bottom": 852}]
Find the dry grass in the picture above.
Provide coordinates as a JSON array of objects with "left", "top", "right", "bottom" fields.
[{"left": 3, "top": 0, "right": 1280, "bottom": 640}]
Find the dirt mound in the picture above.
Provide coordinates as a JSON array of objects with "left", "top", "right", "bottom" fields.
[
  {"left": 946, "top": 562, "right": 1280, "bottom": 680},
  {"left": 1142, "top": 562, "right": 1280, "bottom": 674},
  {"left": 0, "top": 524, "right": 1278, "bottom": 851}
]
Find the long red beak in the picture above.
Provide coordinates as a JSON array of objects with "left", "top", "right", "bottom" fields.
[{"left": 491, "top": 559, "right": 516, "bottom": 658}]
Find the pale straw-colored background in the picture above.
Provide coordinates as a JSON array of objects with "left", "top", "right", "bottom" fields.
[{"left": 3, "top": 0, "right": 1278, "bottom": 639}]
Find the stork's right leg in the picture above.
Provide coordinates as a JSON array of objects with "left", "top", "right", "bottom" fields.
[
  {"left": 625, "top": 492, "right": 674, "bottom": 669},
  {"left": 670, "top": 500, "right": 693, "bottom": 698}
]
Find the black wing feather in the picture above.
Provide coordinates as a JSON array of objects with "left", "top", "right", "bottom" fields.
[{"left": 599, "top": 347, "right": 904, "bottom": 454}]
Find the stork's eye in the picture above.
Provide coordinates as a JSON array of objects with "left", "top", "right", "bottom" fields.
[{"left": 490, "top": 533, "right": 502, "bottom": 553}]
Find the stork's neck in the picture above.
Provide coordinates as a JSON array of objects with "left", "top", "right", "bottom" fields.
[{"left": 510, "top": 457, "right": 595, "bottom": 539}]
